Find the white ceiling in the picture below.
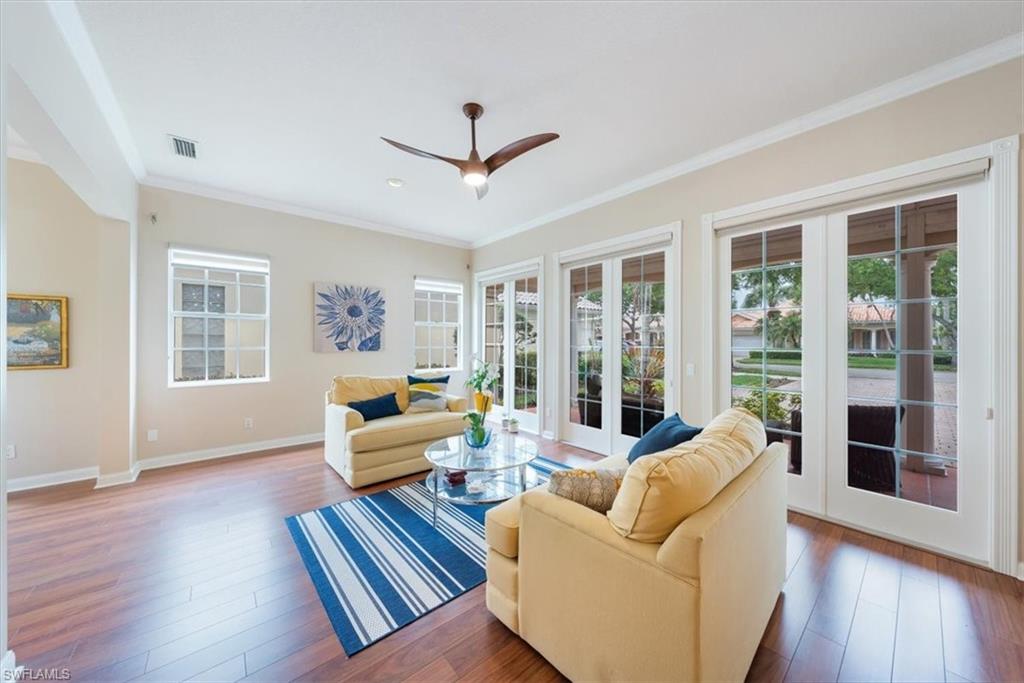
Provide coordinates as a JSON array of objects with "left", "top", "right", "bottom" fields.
[{"left": 76, "top": 1, "right": 1022, "bottom": 246}]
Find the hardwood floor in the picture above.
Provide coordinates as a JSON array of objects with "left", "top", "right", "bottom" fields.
[{"left": 7, "top": 439, "right": 1023, "bottom": 682}]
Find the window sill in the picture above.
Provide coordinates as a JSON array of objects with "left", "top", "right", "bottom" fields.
[{"left": 168, "top": 377, "right": 270, "bottom": 389}]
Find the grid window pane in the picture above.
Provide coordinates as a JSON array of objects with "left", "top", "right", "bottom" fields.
[
  {"left": 169, "top": 253, "right": 269, "bottom": 384},
  {"left": 730, "top": 226, "right": 803, "bottom": 474},
  {"left": 414, "top": 280, "right": 463, "bottom": 371},
  {"left": 570, "top": 265, "right": 602, "bottom": 427},
  {"left": 845, "top": 194, "right": 959, "bottom": 509},
  {"left": 621, "top": 253, "right": 665, "bottom": 437}
]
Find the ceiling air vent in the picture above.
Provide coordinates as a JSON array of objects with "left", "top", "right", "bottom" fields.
[{"left": 169, "top": 135, "right": 198, "bottom": 159}]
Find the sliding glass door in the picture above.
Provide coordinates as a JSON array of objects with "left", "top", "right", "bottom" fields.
[
  {"left": 479, "top": 274, "right": 541, "bottom": 432},
  {"left": 563, "top": 248, "right": 673, "bottom": 455}
]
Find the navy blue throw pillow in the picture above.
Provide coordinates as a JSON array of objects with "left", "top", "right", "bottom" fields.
[
  {"left": 627, "top": 413, "right": 702, "bottom": 463},
  {"left": 407, "top": 374, "right": 450, "bottom": 386},
  {"left": 348, "top": 392, "right": 402, "bottom": 421}
]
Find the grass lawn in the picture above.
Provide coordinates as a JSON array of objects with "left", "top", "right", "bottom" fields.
[{"left": 737, "top": 356, "right": 899, "bottom": 370}]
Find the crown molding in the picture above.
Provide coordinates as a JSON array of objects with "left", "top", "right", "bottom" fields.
[
  {"left": 46, "top": 0, "right": 146, "bottom": 180},
  {"left": 6, "top": 143, "right": 44, "bottom": 165},
  {"left": 141, "top": 175, "right": 474, "bottom": 249},
  {"left": 472, "top": 32, "right": 1024, "bottom": 249}
]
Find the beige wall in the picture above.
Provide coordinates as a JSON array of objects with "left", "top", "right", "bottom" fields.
[
  {"left": 6, "top": 159, "right": 102, "bottom": 479},
  {"left": 472, "top": 58, "right": 1024, "bottom": 563},
  {"left": 136, "top": 186, "right": 472, "bottom": 460}
]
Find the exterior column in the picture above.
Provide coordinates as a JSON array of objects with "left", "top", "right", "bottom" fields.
[{"left": 900, "top": 206, "right": 936, "bottom": 472}]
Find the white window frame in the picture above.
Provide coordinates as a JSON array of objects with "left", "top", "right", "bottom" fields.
[
  {"left": 413, "top": 277, "right": 464, "bottom": 372},
  {"left": 167, "top": 246, "right": 271, "bottom": 388}
]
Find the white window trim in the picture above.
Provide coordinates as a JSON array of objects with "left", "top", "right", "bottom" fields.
[
  {"left": 413, "top": 276, "right": 464, "bottom": 373},
  {"left": 700, "top": 136, "right": 1019, "bottom": 577},
  {"left": 167, "top": 246, "right": 271, "bottom": 388}
]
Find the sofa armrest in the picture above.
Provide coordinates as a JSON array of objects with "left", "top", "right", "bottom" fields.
[
  {"left": 446, "top": 394, "right": 468, "bottom": 412},
  {"left": 326, "top": 402, "right": 365, "bottom": 432}
]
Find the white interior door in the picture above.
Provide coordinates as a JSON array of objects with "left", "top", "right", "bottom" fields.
[
  {"left": 563, "top": 248, "right": 673, "bottom": 455},
  {"left": 824, "top": 182, "right": 990, "bottom": 563}
]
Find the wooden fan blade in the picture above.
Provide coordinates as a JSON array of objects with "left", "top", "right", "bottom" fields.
[
  {"left": 475, "top": 182, "right": 489, "bottom": 200},
  {"left": 381, "top": 137, "right": 467, "bottom": 171},
  {"left": 484, "top": 133, "right": 559, "bottom": 174}
]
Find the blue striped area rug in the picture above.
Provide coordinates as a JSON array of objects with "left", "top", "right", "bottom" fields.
[{"left": 286, "top": 456, "right": 568, "bottom": 656}]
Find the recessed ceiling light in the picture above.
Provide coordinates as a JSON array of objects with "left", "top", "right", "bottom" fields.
[{"left": 386, "top": 177, "right": 405, "bottom": 188}]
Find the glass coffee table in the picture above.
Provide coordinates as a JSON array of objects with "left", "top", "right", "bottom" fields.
[{"left": 424, "top": 433, "right": 541, "bottom": 526}]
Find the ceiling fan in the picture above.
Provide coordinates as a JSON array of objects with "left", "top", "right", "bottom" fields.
[{"left": 381, "top": 102, "right": 559, "bottom": 200}]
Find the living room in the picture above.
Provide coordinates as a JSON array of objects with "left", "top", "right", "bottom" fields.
[{"left": 0, "top": 1, "right": 1022, "bottom": 681}]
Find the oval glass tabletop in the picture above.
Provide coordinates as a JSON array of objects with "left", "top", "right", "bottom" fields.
[{"left": 424, "top": 432, "right": 539, "bottom": 472}]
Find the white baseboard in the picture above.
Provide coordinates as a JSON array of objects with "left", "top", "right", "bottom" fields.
[
  {"left": 541, "top": 430, "right": 556, "bottom": 440},
  {"left": 7, "top": 466, "right": 99, "bottom": 493},
  {"left": 1018, "top": 561, "right": 1024, "bottom": 581},
  {"left": 138, "top": 432, "right": 324, "bottom": 473},
  {"left": 94, "top": 462, "right": 141, "bottom": 489}
]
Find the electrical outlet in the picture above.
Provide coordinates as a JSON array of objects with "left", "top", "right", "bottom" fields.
[
  {"left": 5, "top": 444, "right": 15, "bottom": 460},
  {"left": 147, "top": 429, "right": 159, "bottom": 442},
  {"left": 685, "top": 363, "right": 696, "bottom": 377},
  {"left": 243, "top": 417, "right": 255, "bottom": 430},
  {"left": 545, "top": 407, "right": 552, "bottom": 418}
]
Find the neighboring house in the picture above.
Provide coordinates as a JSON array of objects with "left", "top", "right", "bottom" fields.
[
  {"left": 848, "top": 303, "right": 897, "bottom": 351},
  {"left": 731, "top": 311, "right": 762, "bottom": 348}
]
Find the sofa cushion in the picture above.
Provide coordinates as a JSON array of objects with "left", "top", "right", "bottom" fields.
[
  {"left": 485, "top": 454, "right": 628, "bottom": 559},
  {"left": 627, "top": 413, "right": 702, "bottom": 463},
  {"left": 331, "top": 375, "right": 410, "bottom": 412},
  {"left": 347, "top": 392, "right": 402, "bottom": 421},
  {"left": 607, "top": 407, "right": 767, "bottom": 543},
  {"left": 346, "top": 410, "right": 466, "bottom": 453}
]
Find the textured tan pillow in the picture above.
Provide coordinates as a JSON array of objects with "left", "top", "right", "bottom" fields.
[
  {"left": 548, "top": 468, "right": 627, "bottom": 513},
  {"left": 607, "top": 407, "right": 767, "bottom": 542}
]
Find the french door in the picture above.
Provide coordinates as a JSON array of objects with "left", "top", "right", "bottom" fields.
[
  {"left": 718, "top": 178, "right": 992, "bottom": 563},
  {"left": 562, "top": 248, "right": 673, "bottom": 455},
  {"left": 824, "top": 183, "right": 989, "bottom": 561},
  {"left": 480, "top": 274, "right": 541, "bottom": 433}
]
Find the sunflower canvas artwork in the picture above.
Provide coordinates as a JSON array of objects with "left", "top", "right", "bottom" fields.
[{"left": 314, "top": 282, "right": 386, "bottom": 352}]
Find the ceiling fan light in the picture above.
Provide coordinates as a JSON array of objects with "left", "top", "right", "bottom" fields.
[{"left": 462, "top": 172, "right": 487, "bottom": 187}]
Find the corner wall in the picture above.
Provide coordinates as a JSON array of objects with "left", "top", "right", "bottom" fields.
[
  {"left": 136, "top": 185, "right": 472, "bottom": 461},
  {"left": 5, "top": 159, "right": 102, "bottom": 482}
]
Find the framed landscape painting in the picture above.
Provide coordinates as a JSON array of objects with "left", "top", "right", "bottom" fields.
[
  {"left": 314, "top": 282, "right": 385, "bottom": 352},
  {"left": 7, "top": 294, "right": 69, "bottom": 370}
]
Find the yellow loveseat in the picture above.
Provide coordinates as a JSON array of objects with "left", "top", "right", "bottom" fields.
[
  {"left": 484, "top": 408, "right": 787, "bottom": 682},
  {"left": 324, "top": 375, "right": 468, "bottom": 488}
]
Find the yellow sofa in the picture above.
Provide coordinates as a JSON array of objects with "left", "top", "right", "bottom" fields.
[
  {"left": 484, "top": 409, "right": 787, "bottom": 682},
  {"left": 324, "top": 375, "right": 468, "bottom": 488}
]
